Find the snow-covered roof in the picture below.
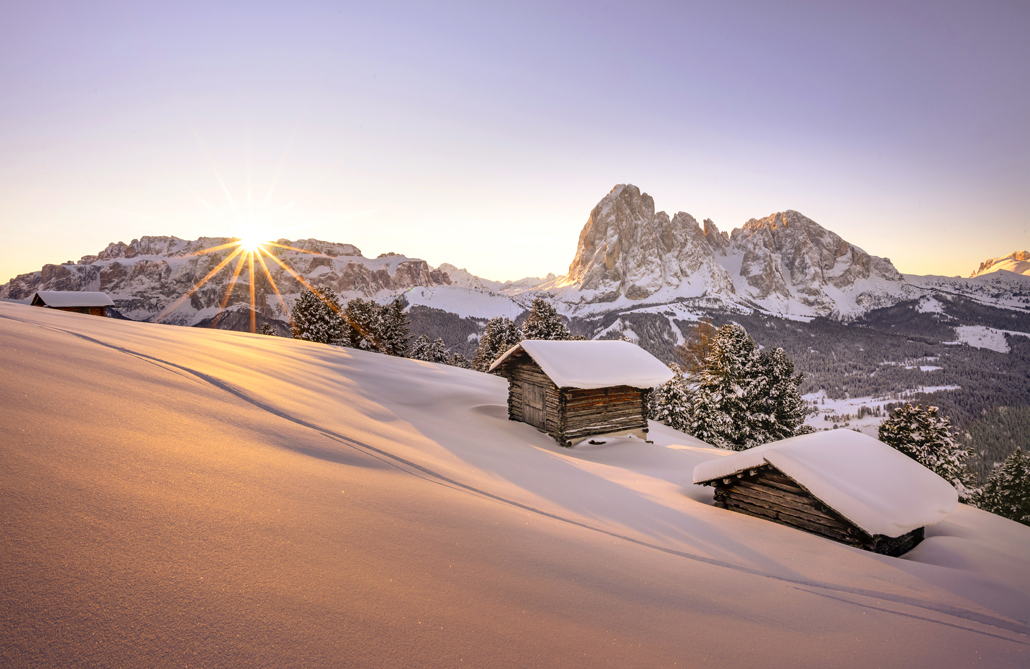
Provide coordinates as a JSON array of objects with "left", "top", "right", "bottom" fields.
[
  {"left": 488, "top": 340, "right": 674, "bottom": 389},
  {"left": 32, "top": 291, "right": 115, "bottom": 308},
  {"left": 693, "top": 430, "right": 958, "bottom": 538}
]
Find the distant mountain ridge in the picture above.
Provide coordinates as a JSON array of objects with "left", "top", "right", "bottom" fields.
[
  {"left": 972, "top": 251, "right": 1030, "bottom": 278},
  {"left": 0, "top": 236, "right": 453, "bottom": 325},
  {"left": 4, "top": 183, "right": 1029, "bottom": 327}
]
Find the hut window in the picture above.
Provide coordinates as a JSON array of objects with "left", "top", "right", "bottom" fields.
[{"left": 523, "top": 383, "right": 547, "bottom": 429}]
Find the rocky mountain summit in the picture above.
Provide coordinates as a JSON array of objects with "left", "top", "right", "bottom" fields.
[
  {"left": 1, "top": 235, "right": 451, "bottom": 325},
  {"left": 555, "top": 184, "right": 911, "bottom": 317},
  {"left": 972, "top": 251, "right": 1030, "bottom": 278}
]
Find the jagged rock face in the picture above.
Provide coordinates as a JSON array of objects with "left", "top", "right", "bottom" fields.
[
  {"left": 972, "top": 251, "right": 1030, "bottom": 277},
  {"left": 1, "top": 235, "right": 450, "bottom": 325},
  {"left": 564, "top": 184, "right": 734, "bottom": 301},
  {"left": 730, "top": 210, "right": 903, "bottom": 312},
  {"left": 560, "top": 184, "right": 910, "bottom": 317}
]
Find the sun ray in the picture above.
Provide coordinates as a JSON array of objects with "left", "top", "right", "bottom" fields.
[
  {"left": 187, "top": 122, "right": 246, "bottom": 228},
  {"left": 248, "top": 251, "right": 257, "bottom": 334},
  {"left": 261, "top": 252, "right": 384, "bottom": 351},
  {"left": 264, "top": 241, "right": 324, "bottom": 255},
  {"left": 254, "top": 248, "right": 297, "bottom": 333},
  {"left": 211, "top": 250, "right": 248, "bottom": 329},
  {"left": 195, "top": 240, "right": 245, "bottom": 255},
  {"left": 155, "top": 247, "right": 245, "bottom": 323}
]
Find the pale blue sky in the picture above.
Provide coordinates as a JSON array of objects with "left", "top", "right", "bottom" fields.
[{"left": 2, "top": 1, "right": 1027, "bottom": 283}]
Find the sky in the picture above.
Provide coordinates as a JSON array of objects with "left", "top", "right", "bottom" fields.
[{"left": 1, "top": 0, "right": 1028, "bottom": 284}]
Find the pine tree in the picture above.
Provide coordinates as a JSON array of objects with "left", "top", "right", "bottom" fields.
[
  {"left": 971, "top": 449, "right": 1030, "bottom": 526},
  {"left": 690, "top": 323, "right": 766, "bottom": 450},
  {"left": 343, "top": 297, "right": 385, "bottom": 352},
  {"left": 522, "top": 298, "right": 571, "bottom": 340},
  {"left": 648, "top": 364, "right": 692, "bottom": 432},
  {"left": 878, "top": 404, "right": 978, "bottom": 499},
  {"left": 291, "top": 287, "right": 347, "bottom": 345},
  {"left": 472, "top": 316, "right": 523, "bottom": 371},
  {"left": 379, "top": 298, "right": 412, "bottom": 357},
  {"left": 410, "top": 335, "right": 449, "bottom": 364},
  {"left": 446, "top": 352, "right": 472, "bottom": 369},
  {"left": 758, "top": 347, "right": 808, "bottom": 441},
  {"left": 259, "top": 322, "right": 277, "bottom": 337}
]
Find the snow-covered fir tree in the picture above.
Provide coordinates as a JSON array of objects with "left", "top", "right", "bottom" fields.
[
  {"left": 446, "top": 352, "right": 472, "bottom": 369},
  {"left": 410, "top": 335, "right": 449, "bottom": 364},
  {"left": 521, "top": 298, "right": 571, "bottom": 340},
  {"left": 648, "top": 364, "right": 692, "bottom": 432},
  {"left": 472, "top": 316, "right": 523, "bottom": 371},
  {"left": 259, "top": 322, "right": 277, "bottom": 337},
  {"left": 689, "top": 324, "right": 808, "bottom": 450},
  {"left": 379, "top": 298, "right": 411, "bottom": 357},
  {"left": 291, "top": 287, "right": 347, "bottom": 345},
  {"left": 971, "top": 448, "right": 1030, "bottom": 526},
  {"left": 341, "top": 298, "right": 411, "bottom": 356},
  {"left": 690, "top": 323, "right": 764, "bottom": 450},
  {"left": 757, "top": 347, "right": 811, "bottom": 441},
  {"left": 878, "top": 404, "right": 978, "bottom": 500},
  {"left": 343, "top": 297, "right": 385, "bottom": 351}
]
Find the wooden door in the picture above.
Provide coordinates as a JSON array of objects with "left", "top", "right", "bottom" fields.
[{"left": 522, "top": 383, "right": 547, "bottom": 430}]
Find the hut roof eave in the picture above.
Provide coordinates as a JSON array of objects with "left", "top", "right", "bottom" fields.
[{"left": 489, "top": 340, "right": 673, "bottom": 390}]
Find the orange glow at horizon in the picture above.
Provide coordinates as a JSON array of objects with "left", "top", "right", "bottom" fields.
[{"left": 155, "top": 237, "right": 325, "bottom": 333}]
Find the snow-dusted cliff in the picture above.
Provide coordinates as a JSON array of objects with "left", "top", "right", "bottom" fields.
[{"left": 1, "top": 236, "right": 452, "bottom": 325}]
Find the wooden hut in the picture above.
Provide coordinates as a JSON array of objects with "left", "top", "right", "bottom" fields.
[
  {"left": 488, "top": 340, "right": 673, "bottom": 447},
  {"left": 31, "top": 291, "right": 115, "bottom": 317},
  {"left": 693, "top": 430, "right": 958, "bottom": 557}
]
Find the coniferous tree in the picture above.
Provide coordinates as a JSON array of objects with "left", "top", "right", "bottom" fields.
[
  {"left": 343, "top": 297, "right": 385, "bottom": 352},
  {"left": 259, "top": 322, "right": 277, "bottom": 337},
  {"left": 648, "top": 364, "right": 692, "bottom": 432},
  {"left": 446, "top": 351, "right": 472, "bottom": 369},
  {"left": 689, "top": 323, "right": 766, "bottom": 450},
  {"left": 410, "top": 335, "right": 449, "bottom": 363},
  {"left": 379, "top": 298, "right": 412, "bottom": 357},
  {"left": 689, "top": 324, "right": 808, "bottom": 450},
  {"left": 291, "top": 287, "right": 347, "bottom": 345},
  {"left": 971, "top": 449, "right": 1030, "bottom": 526},
  {"left": 522, "top": 298, "right": 571, "bottom": 340},
  {"left": 878, "top": 404, "right": 978, "bottom": 499},
  {"left": 758, "top": 347, "right": 809, "bottom": 440},
  {"left": 472, "top": 316, "right": 523, "bottom": 371}
]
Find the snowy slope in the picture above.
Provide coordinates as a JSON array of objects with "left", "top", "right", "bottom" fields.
[{"left": 2, "top": 302, "right": 1029, "bottom": 667}]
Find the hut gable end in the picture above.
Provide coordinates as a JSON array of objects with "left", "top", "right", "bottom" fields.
[{"left": 490, "top": 341, "right": 671, "bottom": 447}]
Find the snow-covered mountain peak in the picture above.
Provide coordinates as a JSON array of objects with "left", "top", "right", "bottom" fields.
[
  {"left": 971, "top": 251, "right": 1030, "bottom": 277},
  {"left": 556, "top": 185, "right": 911, "bottom": 317}
]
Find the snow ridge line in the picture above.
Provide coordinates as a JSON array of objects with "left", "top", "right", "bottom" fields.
[{"left": 13, "top": 315, "right": 1030, "bottom": 643}]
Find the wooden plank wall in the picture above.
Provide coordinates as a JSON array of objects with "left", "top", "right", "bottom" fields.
[
  {"left": 712, "top": 465, "right": 923, "bottom": 557},
  {"left": 494, "top": 352, "right": 649, "bottom": 446},
  {"left": 561, "top": 386, "right": 647, "bottom": 442}
]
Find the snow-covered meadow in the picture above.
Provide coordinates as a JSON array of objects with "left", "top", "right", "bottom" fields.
[{"left": 1, "top": 302, "right": 1028, "bottom": 667}]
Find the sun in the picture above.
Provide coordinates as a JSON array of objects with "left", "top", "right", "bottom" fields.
[{"left": 238, "top": 235, "right": 267, "bottom": 253}]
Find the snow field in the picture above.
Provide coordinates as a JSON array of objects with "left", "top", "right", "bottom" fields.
[{"left": 1, "top": 302, "right": 1029, "bottom": 667}]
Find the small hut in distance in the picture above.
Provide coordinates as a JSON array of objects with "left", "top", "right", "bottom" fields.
[
  {"left": 693, "top": 430, "right": 958, "bottom": 557},
  {"left": 31, "top": 291, "right": 115, "bottom": 317},
  {"left": 489, "top": 340, "right": 673, "bottom": 447}
]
